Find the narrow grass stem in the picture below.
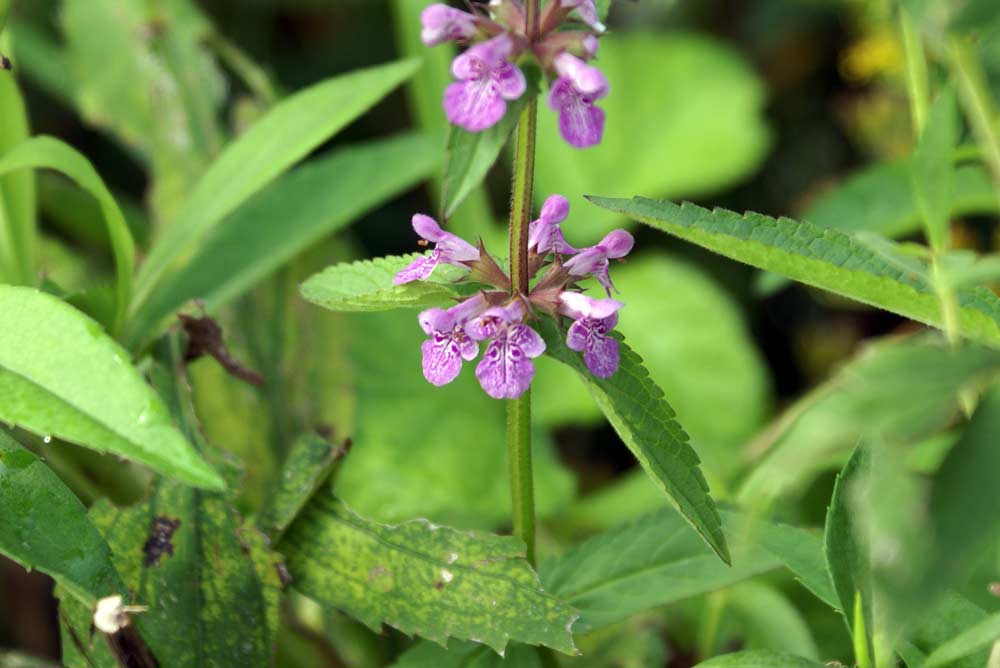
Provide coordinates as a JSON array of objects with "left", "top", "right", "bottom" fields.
[
  {"left": 898, "top": 7, "right": 928, "bottom": 137},
  {"left": 949, "top": 38, "right": 1000, "bottom": 211}
]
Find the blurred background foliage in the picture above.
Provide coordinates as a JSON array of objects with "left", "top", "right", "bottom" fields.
[{"left": 2, "top": 0, "right": 1000, "bottom": 666}]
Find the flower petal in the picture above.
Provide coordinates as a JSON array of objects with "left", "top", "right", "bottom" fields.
[
  {"left": 475, "top": 337, "right": 535, "bottom": 399},
  {"left": 413, "top": 214, "right": 445, "bottom": 242},
  {"left": 600, "top": 229, "right": 635, "bottom": 259},
  {"left": 445, "top": 79, "right": 507, "bottom": 132},
  {"left": 421, "top": 4, "right": 477, "bottom": 46},
  {"left": 584, "top": 330, "right": 619, "bottom": 378},
  {"left": 393, "top": 254, "right": 439, "bottom": 285},
  {"left": 422, "top": 336, "right": 464, "bottom": 386},
  {"left": 540, "top": 194, "right": 570, "bottom": 223},
  {"left": 566, "top": 319, "right": 589, "bottom": 352},
  {"left": 495, "top": 62, "right": 527, "bottom": 100},
  {"left": 508, "top": 324, "right": 546, "bottom": 358},
  {"left": 418, "top": 307, "right": 455, "bottom": 335}
]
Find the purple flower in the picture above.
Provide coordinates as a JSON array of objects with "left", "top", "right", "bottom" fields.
[
  {"left": 394, "top": 214, "right": 480, "bottom": 285},
  {"left": 467, "top": 302, "right": 546, "bottom": 399},
  {"left": 560, "top": 0, "right": 606, "bottom": 32},
  {"left": 548, "top": 52, "right": 609, "bottom": 148},
  {"left": 559, "top": 292, "right": 622, "bottom": 378},
  {"left": 418, "top": 294, "right": 487, "bottom": 386},
  {"left": 528, "top": 194, "right": 576, "bottom": 254},
  {"left": 421, "top": 4, "right": 478, "bottom": 46},
  {"left": 445, "top": 34, "right": 527, "bottom": 132},
  {"left": 563, "top": 229, "right": 634, "bottom": 295}
]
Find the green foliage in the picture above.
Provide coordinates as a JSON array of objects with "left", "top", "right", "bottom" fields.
[
  {"left": 131, "top": 58, "right": 421, "bottom": 320},
  {"left": 59, "top": 480, "right": 282, "bottom": 668},
  {"left": 0, "top": 136, "right": 134, "bottom": 332},
  {"left": 0, "top": 285, "right": 222, "bottom": 489},
  {"left": 0, "top": 69, "right": 35, "bottom": 287},
  {"left": 535, "top": 33, "right": 770, "bottom": 238},
  {"left": 391, "top": 640, "right": 542, "bottom": 668},
  {"left": 911, "top": 90, "right": 958, "bottom": 251},
  {"left": 279, "top": 487, "right": 578, "bottom": 655},
  {"left": 540, "top": 319, "right": 729, "bottom": 564},
  {"left": 692, "top": 650, "right": 827, "bottom": 667},
  {"left": 923, "top": 611, "right": 1000, "bottom": 668},
  {"left": 301, "top": 254, "right": 466, "bottom": 313},
  {"left": 540, "top": 508, "right": 779, "bottom": 633},
  {"left": 129, "top": 133, "right": 438, "bottom": 345},
  {"left": 592, "top": 197, "right": 1000, "bottom": 347},
  {"left": 0, "top": 431, "right": 123, "bottom": 605}
]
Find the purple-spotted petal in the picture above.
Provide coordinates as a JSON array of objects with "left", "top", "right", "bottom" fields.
[
  {"left": 566, "top": 319, "right": 589, "bottom": 352},
  {"left": 549, "top": 77, "right": 606, "bottom": 149},
  {"left": 584, "top": 327, "right": 619, "bottom": 378},
  {"left": 445, "top": 79, "right": 507, "bottom": 132},
  {"left": 475, "top": 336, "right": 536, "bottom": 399},
  {"left": 495, "top": 61, "right": 527, "bottom": 100},
  {"left": 394, "top": 253, "right": 440, "bottom": 285},
  {"left": 421, "top": 4, "right": 477, "bottom": 46},
  {"left": 508, "top": 324, "right": 546, "bottom": 358},
  {"left": 422, "top": 336, "right": 464, "bottom": 386}
]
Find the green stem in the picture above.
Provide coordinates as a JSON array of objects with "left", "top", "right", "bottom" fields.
[
  {"left": 949, "top": 37, "right": 1000, "bottom": 211},
  {"left": 506, "top": 0, "right": 540, "bottom": 565},
  {"left": 899, "top": 7, "right": 928, "bottom": 137}
]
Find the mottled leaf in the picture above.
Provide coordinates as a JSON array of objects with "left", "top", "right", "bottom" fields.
[{"left": 280, "top": 488, "right": 578, "bottom": 655}]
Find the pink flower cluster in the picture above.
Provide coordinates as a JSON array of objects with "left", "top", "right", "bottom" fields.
[
  {"left": 395, "top": 195, "right": 633, "bottom": 399},
  {"left": 422, "top": 1, "right": 610, "bottom": 148}
]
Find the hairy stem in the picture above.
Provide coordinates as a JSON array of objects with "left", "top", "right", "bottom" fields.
[{"left": 506, "top": 0, "right": 541, "bottom": 565}]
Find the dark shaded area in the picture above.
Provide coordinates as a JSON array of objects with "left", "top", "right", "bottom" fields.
[{"left": 141, "top": 516, "right": 181, "bottom": 568}]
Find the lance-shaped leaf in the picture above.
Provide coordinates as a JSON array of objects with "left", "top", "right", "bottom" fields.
[
  {"left": 300, "top": 254, "right": 467, "bottom": 313},
  {"left": 132, "top": 58, "right": 420, "bottom": 310},
  {"left": 279, "top": 488, "right": 578, "bottom": 655},
  {"left": 589, "top": 197, "right": 1000, "bottom": 347},
  {"left": 0, "top": 431, "right": 123, "bottom": 605},
  {"left": 540, "top": 509, "right": 778, "bottom": 633},
  {"left": 128, "top": 133, "right": 438, "bottom": 346},
  {"left": 911, "top": 89, "right": 958, "bottom": 251},
  {"left": 0, "top": 136, "right": 134, "bottom": 333},
  {"left": 922, "top": 610, "right": 1000, "bottom": 668},
  {"left": 441, "top": 71, "right": 537, "bottom": 219},
  {"left": 0, "top": 286, "right": 222, "bottom": 489},
  {"left": 0, "top": 68, "right": 36, "bottom": 286},
  {"left": 538, "top": 319, "right": 729, "bottom": 564},
  {"left": 692, "top": 650, "right": 828, "bottom": 667},
  {"left": 58, "top": 480, "right": 282, "bottom": 668}
]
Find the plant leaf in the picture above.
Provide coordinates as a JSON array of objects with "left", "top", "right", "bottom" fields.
[
  {"left": 824, "top": 447, "right": 873, "bottom": 646},
  {"left": 0, "top": 68, "right": 36, "bottom": 286},
  {"left": 128, "top": 133, "right": 438, "bottom": 346},
  {"left": 923, "top": 611, "right": 1000, "bottom": 668},
  {"left": 279, "top": 488, "right": 578, "bottom": 655},
  {"left": 0, "top": 431, "right": 123, "bottom": 605},
  {"left": 589, "top": 197, "right": 1000, "bottom": 347},
  {"left": 255, "top": 433, "right": 343, "bottom": 541},
  {"left": 391, "top": 640, "right": 542, "bottom": 668},
  {"left": 300, "top": 254, "right": 467, "bottom": 313},
  {"left": 0, "top": 286, "right": 223, "bottom": 489},
  {"left": 132, "top": 58, "right": 420, "bottom": 311},
  {"left": 0, "top": 136, "right": 134, "bottom": 333},
  {"left": 911, "top": 89, "right": 958, "bottom": 251},
  {"left": 538, "top": 319, "right": 730, "bottom": 564},
  {"left": 692, "top": 650, "right": 827, "bottom": 667},
  {"left": 540, "top": 508, "right": 778, "bottom": 633}
]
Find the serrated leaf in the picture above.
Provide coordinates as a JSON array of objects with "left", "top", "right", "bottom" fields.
[
  {"left": 300, "top": 254, "right": 466, "bottom": 313},
  {"left": 590, "top": 197, "right": 1000, "bottom": 347},
  {"left": 0, "top": 136, "right": 134, "bottom": 333},
  {"left": 692, "top": 650, "right": 827, "bottom": 667},
  {"left": 824, "top": 448, "right": 873, "bottom": 647},
  {"left": 536, "top": 33, "right": 769, "bottom": 238},
  {"left": 923, "top": 611, "right": 1000, "bottom": 668},
  {"left": 0, "top": 286, "right": 222, "bottom": 489},
  {"left": 279, "top": 488, "right": 578, "bottom": 655},
  {"left": 0, "top": 431, "right": 123, "bottom": 605},
  {"left": 540, "top": 508, "right": 778, "bottom": 633},
  {"left": 911, "top": 89, "right": 958, "bottom": 251},
  {"left": 538, "top": 318, "right": 729, "bottom": 564},
  {"left": 128, "top": 133, "right": 438, "bottom": 346},
  {"left": 132, "top": 58, "right": 420, "bottom": 311},
  {"left": 391, "top": 640, "right": 542, "bottom": 668}
]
